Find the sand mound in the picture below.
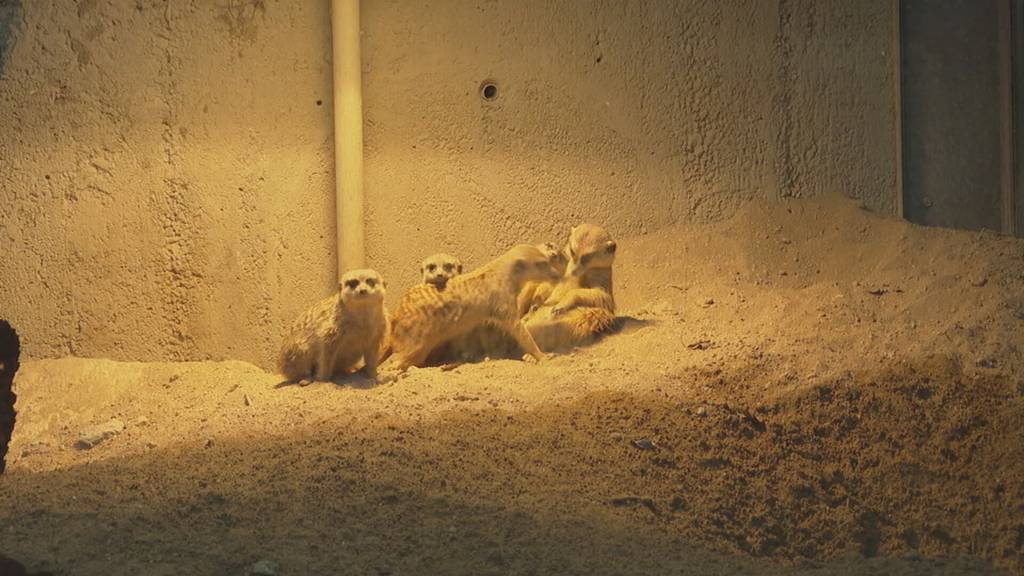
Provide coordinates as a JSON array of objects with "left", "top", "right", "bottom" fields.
[{"left": 2, "top": 196, "right": 1022, "bottom": 575}]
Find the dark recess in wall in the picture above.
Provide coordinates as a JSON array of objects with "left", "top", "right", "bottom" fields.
[
  {"left": 0, "top": 0, "right": 21, "bottom": 74},
  {"left": 0, "top": 319, "right": 19, "bottom": 475}
]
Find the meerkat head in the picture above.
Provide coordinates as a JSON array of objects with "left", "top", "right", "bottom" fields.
[
  {"left": 505, "top": 244, "right": 562, "bottom": 285},
  {"left": 535, "top": 242, "right": 568, "bottom": 277},
  {"left": 420, "top": 253, "right": 463, "bottom": 290},
  {"left": 339, "top": 268, "right": 386, "bottom": 306},
  {"left": 564, "top": 223, "right": 616, "bottom": 277}
]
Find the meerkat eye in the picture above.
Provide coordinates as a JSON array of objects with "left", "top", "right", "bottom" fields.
[
  {"left": 443, "top": 263, "right": 454, "bottom": 272},
  {"left": 365, "top": 278, "right": 377, "bottom": 288},
  {"left": 345, "top": 279, "right": 359, "bottom": 290},
  {"left": 427, "top": 264, "right": 437, "bottom": 272}
]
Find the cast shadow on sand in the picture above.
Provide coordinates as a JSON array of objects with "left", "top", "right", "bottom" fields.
[{"left": 1, "top": 355, "right": 1014, "bottom": 575}]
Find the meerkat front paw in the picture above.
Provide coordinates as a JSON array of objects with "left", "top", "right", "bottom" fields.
[
  {"left": 521, "top": 352, "right": 554, "bottom": 363},
  {"left": 551, "top": 305, "right": 571, "bottom": 317}
]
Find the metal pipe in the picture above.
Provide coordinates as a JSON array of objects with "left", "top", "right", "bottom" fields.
[{"left": 330, "top": 0, "right": 365, "bottom": 277}]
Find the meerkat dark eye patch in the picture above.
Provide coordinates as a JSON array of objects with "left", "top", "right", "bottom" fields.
[
  {"left": 580, "top": 253, "right": 593, "bottom": 265},
  {"left": 427, "top": 264, "right": 437, "bottom": 272},
  {"left": 365, "top": 278, "right": 377, "bottom": 288},
  {"left": 443, "top": 263, "right": 454, "bottom": 272},
  {"left": 345, "top": 279, "right": 360, "bottom": 290}
]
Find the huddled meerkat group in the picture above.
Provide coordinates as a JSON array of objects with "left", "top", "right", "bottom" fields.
[{"left": 276, "top": 223, "right": 618, "bottom": 383}]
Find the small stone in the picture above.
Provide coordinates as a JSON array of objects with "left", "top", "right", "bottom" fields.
[
  {"left": 135, "top": 416, "right": 150, "bottom": 427},
  {"left": 75, "top": 419, "right": 126, "bottom": 450},
  {"left": 971, "top": 277, "right": 988, "bottom": 287},
  {"left": 250, "top": 559, "right": 279, "bottom": 576},
  {"left": 631, "top": 438, "right": 656, "bottom": 451},
  {"left": 696, "top": 406, "right": 708, "bottom": 417},
  {"left": 145, "top": 441, "right": 158, "bottom": 449},
  {"left": 700, "top": 298, "right": 715, "bottom": 308},
  {"left": 204, "top": 439, "right": 214, "bottom": 449},
  {"left": 21, "top": 441, "right": 51, "bottom": 458},
  {"left": 687, "top": 340, "right": 713, "bottom": 351},
  {"left": 244, "top": 394, "right": 253, "bottom": 407}
]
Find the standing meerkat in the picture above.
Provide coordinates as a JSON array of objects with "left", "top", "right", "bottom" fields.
[
  {"left": 524, "top": 223, "right": 617, "bottom": 351},
  {"left": 387, "top": 244, "right": 562, "bottom": 370},
  {"left": 278, "top": 269, "right": 388, "bottom": 383},
  {"left": 420, "top": 253, "right": 463, "bottom": 291}
]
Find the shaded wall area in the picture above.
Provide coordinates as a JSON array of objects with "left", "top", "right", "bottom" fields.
[
  {"left": 361, "top": 0, "right": 898, "bottom": 292},
  {"left": 0, "top": 1, "right": 336, "bottom": 366},
  {"left": 1, "top": 1, "right": 898, "bottom": 366}
]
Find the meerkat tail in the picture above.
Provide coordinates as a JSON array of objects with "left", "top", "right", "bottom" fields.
[
  {"left": 525, "top": 306, "right": 616, "bottom": 352},
  {"left": 566, "top": 307, "right": 616, "bottom": 339}
]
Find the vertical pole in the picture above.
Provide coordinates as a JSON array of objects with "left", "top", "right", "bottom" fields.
[
  {"left": 1000, "top": 0, "right": 1016, "bottom": 235},
  {"left": 893, "top": 0, "right": 905, "bottom": 219},
  {"left": 331, "top": 0, "right": 365, "bottom": 278},
  {"left": 1010, "top": 0, "right": 1024, "bottom": 236}
]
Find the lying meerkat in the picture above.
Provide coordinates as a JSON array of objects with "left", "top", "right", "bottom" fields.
[
  {"left": 278, "top": 269, "right": 388, "bottom": 383},
  {"left": 524, "top": 223, "right": 617, "bottom": 351},
  {"left": 387, "top": 244, "right": 562, "bottom": 370},
  {"left": 420, "top": 253, "right": 463, "bottom": 291}
]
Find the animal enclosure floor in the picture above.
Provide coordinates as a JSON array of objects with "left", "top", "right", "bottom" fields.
[{"left": 2, "top": 197, "right": 1023, "bottom": 575}]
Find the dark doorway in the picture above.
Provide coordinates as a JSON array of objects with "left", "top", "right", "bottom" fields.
[{"left": 899, "top": 0, "right": 1019, "bottom": 235}]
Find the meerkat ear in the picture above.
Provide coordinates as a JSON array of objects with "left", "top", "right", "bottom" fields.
[
  {"left": 457, "top": 264, "right": 463, "bottom": 274},
  {"left": 606, "top": 241, "right": 617, "bottom": 254}
]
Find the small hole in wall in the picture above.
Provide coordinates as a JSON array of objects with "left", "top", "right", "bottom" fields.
[
  {"left": 480, "top": 81, "right": 498, "bottom": 101},
  {"left": 316, "top": 100, "right": 323, "bottom": 106}
]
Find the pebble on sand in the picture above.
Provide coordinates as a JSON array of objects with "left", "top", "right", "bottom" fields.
[
  {"left": 250, "top": 559, "right": 279, "bottom": 576},
  {"left": 74, "top": 419, "right": 125, "bottom": 450}
]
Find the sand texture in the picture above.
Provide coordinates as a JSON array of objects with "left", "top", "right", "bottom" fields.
[{"left": 2, "top": 197, "right": 1022, "bottom": 575}]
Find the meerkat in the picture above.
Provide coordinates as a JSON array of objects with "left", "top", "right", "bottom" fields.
[
  {"left": 387, "top": 244, "right": 562, "bottom": 370},
  {"left": 524, "top": 223, "right": 617, "bottom": 351},
  {"left": 427, "top": 242, "right": 567, "bottom": 364},
  {"left": 420, "top": 253, "right": 463, "bottom": 291},
  {"left": 278, "top": 269, "right": 388, "bottom": 383},
  {"left": 516, "top": 241, "right": 568, "bottom": 317}
]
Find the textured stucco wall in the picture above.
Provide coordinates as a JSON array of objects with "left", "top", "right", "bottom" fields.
[
  {"left": 0, "top": 0, "right": 897, "bottom": 366},
  {"left": 0, "top": 1, "right": 336, "bottom": 366},
  {"left": 362, "top": 0, "right": 898, "bottom": 293}
]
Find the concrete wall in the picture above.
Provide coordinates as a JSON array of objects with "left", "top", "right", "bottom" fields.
[
  {"left": 362, "top": 0, "right": 898, "bottom": 291},
  {"left": 0, "top": 0, "right": 897, "bottom": 367},
  {"left": 0, "top": 1, "right": 336, "bottom": 365}
]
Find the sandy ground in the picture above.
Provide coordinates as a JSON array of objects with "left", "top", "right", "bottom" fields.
[{"left": 2, "top": 196, "right": 1022, "bottom": 575}]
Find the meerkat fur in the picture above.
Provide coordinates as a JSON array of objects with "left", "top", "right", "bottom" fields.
[
  {"left": 387, "top": 244, "right": 562, "bottom": 370},
  {"left": 438, "top": 242, "right": 568, "bottom": 363},
  {"left": 524, "top": 223, "right": 617, "bottom": 351}
]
